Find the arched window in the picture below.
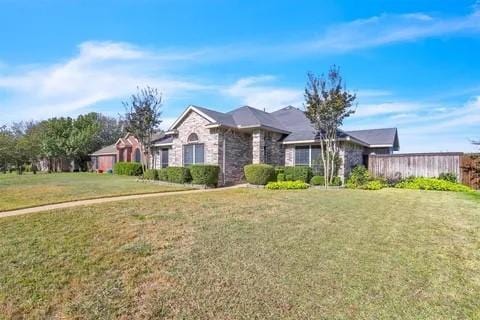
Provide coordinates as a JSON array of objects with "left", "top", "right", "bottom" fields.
[
  {"left": 187, "top": 133, "right": 199, "bottom": 143},
  {"left": 134, "top": 148, "right": 141, "bottom": 162}
]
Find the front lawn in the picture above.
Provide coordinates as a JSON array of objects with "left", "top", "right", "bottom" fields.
[
  {"left": 0, "top": 172, "right": 190, "bottom": 211},
  {"left": 1, "top": 188, "right": 479, "bottom": 319}
]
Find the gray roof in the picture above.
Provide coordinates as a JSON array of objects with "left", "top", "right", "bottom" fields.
[
  {"left": 152, "top": 135, "right": 174, "bottom": 145},
  {"left": 172, "top": 105, "right": 399, "bottom": 149},
  {"left": 227, "top": 106, "right": 288, "bottom": 132},
  {"left": 91, "top": 144, "right": 116, "bottom": 155},
  {"left": 346, "top": 128, "right": 400, "bottom": 150}
]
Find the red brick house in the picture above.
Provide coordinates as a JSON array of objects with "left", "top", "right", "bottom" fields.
[{"left": 90, "top": 133, "right": 144, "bottom": 172}]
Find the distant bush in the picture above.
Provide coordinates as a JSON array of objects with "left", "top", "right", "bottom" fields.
[
  {"left": 167, "top": 167, "right": 191, "bottom": 184},
  {"left": 189, "top": 165, "right": 220, "bottom": 186},
  {"left": 310, "top": 175, "right": 342, "bottom": 186},
  {"left": 277, "top": 173, "right": 286, "bottom": 182},
  {"left": 244, "top": 164, "right": 276, "bottom": 185},
  {"left": 438, "top": 172, "right": 457, "bottom": 183},
  {"left": 114, "top": 162, "right": 143, "bottom": 176},
  {"left": 284, "top": 166, "right": 312, "bottom": 183},
  {"left": 266, "top": 180, "right": 309, "bottom": 190},
  {"left": 310, "top": 175, "right": 325, "bottom": 186},
  {"left": 158, "top": 168, "right": 168, "bottom": 181},
  {"left": 395, "top": 177, "right": 471, "bottom": 192},
  {"left": 144, "top": 169, "right": 159, "bottom": 180},
  {"left": 362, "top": 180, "right": 384, "bottom": 190},
  {"left": 345, "top": 165, "right": 370, "bottom": 189}
]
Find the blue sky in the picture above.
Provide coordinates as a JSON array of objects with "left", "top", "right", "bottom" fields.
[{"left": 0, "top": 0, "right": 479, "bottom": 152}]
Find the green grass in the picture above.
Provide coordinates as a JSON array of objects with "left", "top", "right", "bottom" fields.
[
  {"left": 1, "top": 188, "right": 480, "bottom": 319},
  {"left": 0, "top": 172, "right": 190, "bottom": 211}
]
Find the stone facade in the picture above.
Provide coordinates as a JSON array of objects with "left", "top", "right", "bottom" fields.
[
  {"left": 169, "top": 111, "right": 220, "bottom": 166},
  {"left": 252, "top": 129, "right": 264, "bottom": 164},
  {"left": 220, "top": 129, "right": 252, "bottom": 185},
  {"left": 341, "top": 141, "right": 364, "bottom": 178}
]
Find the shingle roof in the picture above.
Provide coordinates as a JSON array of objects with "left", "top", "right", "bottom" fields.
[
  {"left": 170, "top": 104, "right": 399, "bottom": 149},
  {"left": 346, "top": 128, "right": 399, "bottom": 150},
  {"left": 152, "top": 135, "right": 174, "bottom": 145},
  {"left": 227, "top": 106, "right": 288, "bottom": 132},
  {"left": 91, "top": 144, "right": 116, "bottom": 155}
]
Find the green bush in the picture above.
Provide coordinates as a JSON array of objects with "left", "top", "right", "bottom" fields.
[
  {"left": 438, "top": 172, "right": 457, "bottom": 183},
  {"left": 361, "top": 180, "right": 384, "bottom": 190},
  {"left": 158, "top": 168, "right": 168, "bottom": 181},
  {"left": 285, "top": 174, "right": 294, "bottom": 181},
  {"left": 189, "top": 165, "right": 220, "bottom": 186},
  {"left": 345, "top": 165, "right": 370, "bottom": 189},
  {"left": 266, "top": 180, "right": 309, "bottom": 190},
  {"left": 166, "top": 166, "right": 191, "bottom": 184},
  {"left": 395, "top": 177, "right": 471, "bottom": 192},
  {"left": 144, "top": 169, "right": 158, "bottom": 180},
  {"left": 244, "top": 164, "right": 276, "bottom": 185},
  {"left": 277, "top": 173, "right": 286, "bottom": 182},
  {"left": 284, "top": 166, "right": 313, "bottom": 183},
  {"left": 310, "top": 175, "right": 325, "bottom": 186},
  {"left": 310, "top": 175, "right": 342, "bottom": 186},
  {"left": 114, "top": 162, "right": 143, "bottom": 176}
]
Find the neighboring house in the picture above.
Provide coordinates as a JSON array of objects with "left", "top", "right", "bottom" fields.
[
  {"left": 91, "top": 105, "right": 399, "bottom": 184},
  {"left": 90, "top": 133, "right": 162, "bottom": 172}
]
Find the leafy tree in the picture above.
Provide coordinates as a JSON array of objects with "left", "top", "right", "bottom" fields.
[
  {"left": 123, "top": 86, "right": 163, "bottom": 175},
  {"left": 304, "top": 65, "right": 356, "bottom": 188},
  {"left": 0, "top": 126, "right": 14, "bottom": 173},
  {"left": 40, "top": 117, "right": 73, "bottom": 172}
]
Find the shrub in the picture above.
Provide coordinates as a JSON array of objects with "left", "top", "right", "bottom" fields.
[
  {"left": 158, "top": 168, "right": 168, "bottom": 181},
  {"left": 277, "top": 173, "right": 286, "bottom": 182},
  {"left": 189, "top": 165, "right": 220, "bottom": 186},
  {"left": 97, "top": 169, "right": 104, "bottom": 174},
  {"left": 361, "top": 180, "right": 384, "bottom": 190},
  {"left": 166, "top": 166, "right": 191, "bottom": 184},
  {"left": 266, "top": 180, "right": 309, "bottom": 190},
  {"left": 285, "top": 174, "right": 294, "bottom": 181},
  {"left": 284, "top": 166, "right": 313, "bottom": 183},
  {"left": 331, "top": 176, "right": 342, "bottom": 186},
  {"left": 244, "top": 164, "right": 276, "bottom": 185},
  {"left": 438, "top": 172, "right": 457, "bottom": 183},
  {"left": 310, "top": 175, "right": 325, "bottom": 186},
  {"left": 144, "top": 169, "right": 159, "bottom": 180},
  {"left": 345, "top": 165, "right": 370, "bottom": 189},
  {"left": 310, "top": 175, "right": 342, "bottom": 186},
  {"left": 395, "top": 177, "right": 471, "bottom": 192},
  {"left": 114, "top": 162, "right": 143, "bottom": 176}
]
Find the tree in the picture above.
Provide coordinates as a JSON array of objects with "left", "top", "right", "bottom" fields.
[
  {"left": 123, "top": 86, "right": 163, "bottom": 176},
  {"left": 304, "top": 66, "right": 356, "bottom": 188},
  {"left": 0, "top": 126, "right": 14, "bottom": 173}
]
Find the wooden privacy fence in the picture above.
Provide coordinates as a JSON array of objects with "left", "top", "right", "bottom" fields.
[{"left": 368, "top": 152, "right": 480, "bottom": 189}]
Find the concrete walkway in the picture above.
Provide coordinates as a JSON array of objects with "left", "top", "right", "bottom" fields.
[{"left": 0, "top": 184, "right": 246, "bottom": 219}]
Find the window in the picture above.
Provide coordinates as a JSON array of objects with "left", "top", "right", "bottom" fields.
[
  {"left": 295, "top": 145, "right": 325, "bottom": 174},
  {"left": 183, "top": 143, "right": 204, "bottom": 165},
  {"left": 161, "top": 149, "right": 169, "bottom": 168},
  {"left": 311, "top": 146, "right": 322, "bottom": 174},
  {"left": 187, "top": 133, "right": 199, "bottom": 142},
  {"left": 134, "top": 148, "right": 141, "bottom": 162},
  {"left": 295, "top": 146, "right": 309, "bottom": 165}
]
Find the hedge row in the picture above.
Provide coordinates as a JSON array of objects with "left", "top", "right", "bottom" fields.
[
  {"left": 244, "top": 164, "right": 276, "bottom": 185},
  {"left": 275, "top": 166, "right": 313, "bottom": 183},
  {"left": 142, "top": 165, "right": 220, "bottom": 186},
  {"left": 114, "top": 162, "right": 143, "bottom": 176}
]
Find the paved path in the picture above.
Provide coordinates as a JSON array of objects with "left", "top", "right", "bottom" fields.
[{"left": 0, "top": 185, "right": 246, "bottom": 219}]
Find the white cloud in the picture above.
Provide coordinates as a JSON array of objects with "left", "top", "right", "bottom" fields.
[
  {"left": 222, "top": 76, "right": 303, "bottom": 111},
  {"left": 0, "top": 41, "right": 211, "bottom": 121},
  {"left": 346, "top": 96, "right": 480, "bottom": 152},
  {"left": 301, "top": 9, "right": 480, "bottom": 53}
]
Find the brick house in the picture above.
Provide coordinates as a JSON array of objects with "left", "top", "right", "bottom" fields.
[
  {"left": 92, "top": 105, "right": 399, "bottom": 183},
  {"left": 90, "top": 133, "right": 156, "bottom": 172}
]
